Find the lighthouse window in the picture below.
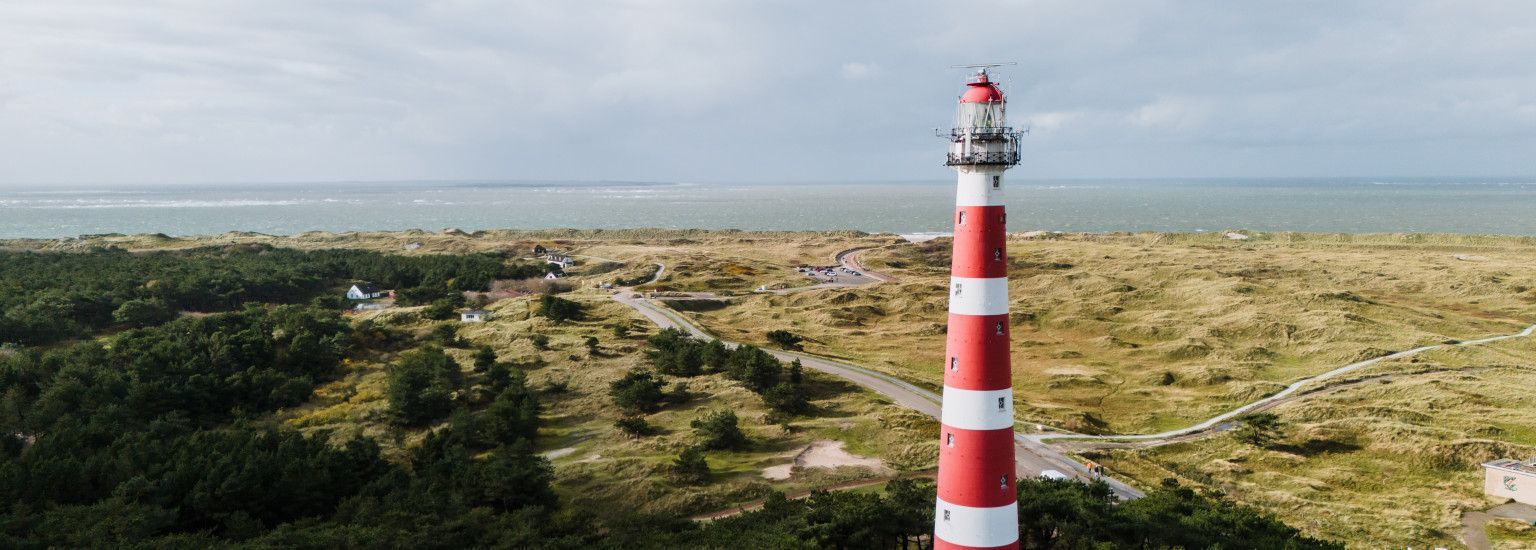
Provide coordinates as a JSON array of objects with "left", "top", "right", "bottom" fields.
[
  {"left": 946, "top": 433, "right": 954, "bottom": 447},
  {"left": 995, "top": 322, "right": 1004, "bottom": 335},
  {"left": 953, "top": 283, "right": 962, "bottom": 296},
  {"left": 1000, "top": 475, "right": 1008, "bottom": 490},
  {"left": 992, "top": 176, "right": 1001, "bottom": 188},
  {"left": 943, "top": 510, "right": 951, "bottom": 521},
  {"left": 957, "top": 211, "right": 966, "bottom": 225},
  {"left": 997, "top": 397, "right": 1006, "bottom": 410},
  {"left": 993, "top": 248, "right": 1002, "bottom": 261},
  {"left": 949, "top": 357, "right": 958, "bottom": 371}
]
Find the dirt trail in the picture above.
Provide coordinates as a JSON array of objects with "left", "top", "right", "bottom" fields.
[{"left": 1034, "top": 323, "right": 1536, "bottom": 445}]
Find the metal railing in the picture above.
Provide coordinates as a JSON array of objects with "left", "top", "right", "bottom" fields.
[
  {"left": 937, "top": 126, "right": 1022, "bottom": 140},
  {"left": 945, "top": 151, "right": 1021, "bottom": 166}
]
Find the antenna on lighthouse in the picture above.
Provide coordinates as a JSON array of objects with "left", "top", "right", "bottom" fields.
[{"left": 949, "top": 62, "right": 1017, "bottom": 70}]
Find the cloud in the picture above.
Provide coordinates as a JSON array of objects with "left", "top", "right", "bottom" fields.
[
  {"left": 0, "top": 0, "right": 1533, "bottom": 184},
  {"left": 840, "top": 62, "right": 876, "bottom": 80}
]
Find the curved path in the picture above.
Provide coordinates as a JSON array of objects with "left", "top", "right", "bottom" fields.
[
  {"left": 1462, "top": 502, "right": 1536, "bottom": 550},
  {"left": 612, "top": 249, "right": 1536, "bottom": 504},
  {"left": 1032, "top": 323, "right": 1536, "bottom": 444},
  {"left": 835, "top": 247, "right": 897, "bottom": 283},
  {"left": 612, "top": 291, "right": 1146, "bottom": 501}
]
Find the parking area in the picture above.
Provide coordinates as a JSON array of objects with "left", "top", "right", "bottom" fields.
[{"left": 795, "top": 264, "right": 880, "bottom": 287}]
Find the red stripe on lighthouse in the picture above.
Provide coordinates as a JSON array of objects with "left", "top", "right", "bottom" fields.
[
  {"left": 934, "top": 539, "right": 1020, "bottom": 550},
  {"left": 951, "top": 205, "right": 1007, "bottom": 278},
  {"left": 943, "top": 313, "right": 1012, "bottom": 391},
  {"left": 937, "top": 426, "right": 1018, "bottom": 508}
]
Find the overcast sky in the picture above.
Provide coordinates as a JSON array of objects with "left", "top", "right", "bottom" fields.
[{"left": 1, "top": 1, "right": 1533, "bottom": 185}]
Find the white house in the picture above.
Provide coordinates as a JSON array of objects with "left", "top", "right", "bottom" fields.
[
  {"left": 346, "top": 283, "right": 385, "bottom": 300},
  {"left": 460, "top": 309, "right": 491, "bottom": 323},
  {"left": 545, "top": 271, "right": 564, "bottom": 280},
  {"left": 546, "top": 254, "right": 574, "bottom": 269},
  {"left": 1484, "top": 459, "right": 1536, "bottom": 505}
]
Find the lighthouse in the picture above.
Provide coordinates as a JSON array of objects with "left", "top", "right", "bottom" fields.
[{"left": 933, "top": 67, "right": 1023, "bottom": 550}]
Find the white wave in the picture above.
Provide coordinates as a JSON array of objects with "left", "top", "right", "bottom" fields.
[
  {"left": 22, "top": 199, "right": 306, "bottom": 209},
  {"left": 898, "top": 232, "right": 951, "bottom": 243}
]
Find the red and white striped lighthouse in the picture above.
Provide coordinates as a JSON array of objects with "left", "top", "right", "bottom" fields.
[{"left": 934, "top": 67, "right": 1023, "bottom": 550}]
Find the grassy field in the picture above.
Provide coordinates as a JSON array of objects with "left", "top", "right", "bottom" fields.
[
  {"left": 1087, "top": 338, "right": 1536, "bottom": 546},
  {"left": 685, "top": 232, "right": 1536, "bottom": 435},
  {"left": 15, "top": 228, "right": 1536, "bottom": 545},
  {"left": 232, "top": 240, "right": 939, "bottom": 517}
]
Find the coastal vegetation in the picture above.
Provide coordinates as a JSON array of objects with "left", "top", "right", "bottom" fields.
[
  {"left": 7, "top": 228, "right": 1529, "bottom": 546},
  {"left": 0, "top": 245, "right": 542, "bottom": 346}
]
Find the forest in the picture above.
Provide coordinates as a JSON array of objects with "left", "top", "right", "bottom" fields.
[
  {"left": 0, "top": 246, "right": 1338, "bottom": 548},
  {"left": 0, "top": 245, "right": 545, "bottom": 346}
]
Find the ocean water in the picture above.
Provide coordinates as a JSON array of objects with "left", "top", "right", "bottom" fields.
[{"left": 1, "top": 178, "right": 1534, "bottom": 239}]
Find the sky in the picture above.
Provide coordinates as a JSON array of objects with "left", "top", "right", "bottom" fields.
[{"left": 1, "top": 1, "right": 1533, "bottom": 185}]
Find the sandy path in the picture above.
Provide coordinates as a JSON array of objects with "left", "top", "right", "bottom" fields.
[{"left": 1034, "top": 323, "right": 1536, "bottom": 445}]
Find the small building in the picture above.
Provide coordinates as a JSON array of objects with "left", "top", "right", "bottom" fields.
[
  {"left": 1484, "top": 458, "right": 1536, "bottom": 505},
  {"left": 546, "top": 254, "right": 574, "bottom": 269},
  {"left": 460, "top": 309, "right": 491, "bottom": 323},
  {"left": 532, "top": 244, "right": 548, "bottom": 255},
  {"left": 545, "top": 271, "right": 564, "bottom": 280},
  {"left": 346, "top": 283, "right": 385, "bottom": 300}
]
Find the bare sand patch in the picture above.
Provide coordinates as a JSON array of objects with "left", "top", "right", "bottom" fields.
[
  {"left": 761, "top": 440, "right": 891, "bottom": 480},
  {"left": 544, "top": 447, "right": 578, "bottom": 459}
]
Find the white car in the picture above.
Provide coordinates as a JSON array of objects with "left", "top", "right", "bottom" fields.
[{"left": 1039, "top": 470, "right": 1071, "bottom": 481}]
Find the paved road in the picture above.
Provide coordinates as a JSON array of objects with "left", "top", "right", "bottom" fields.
[
  {"left": 770, "top": 248, "right": 893, "bottom": 294},
  {"left": 618, "top": 284, "right": 1536, "bottom": 503},
  {"left": 836, "top": 247, "right": 897, "bottom": 283},
  {"left": 1462, "top": 502, "right": 1536, "bottom": 550},
  {"left": 612, "top": 291, "right": 1146, "bottom": 501},
  {"left": 615, "top": 248, "right": 1536, "bottom": 503}
]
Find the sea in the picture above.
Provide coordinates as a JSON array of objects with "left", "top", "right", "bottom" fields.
[{"left": 2, "top": 178, "right": 1534, "bottom": 239}]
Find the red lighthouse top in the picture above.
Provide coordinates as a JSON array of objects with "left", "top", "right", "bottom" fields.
[{"left": 959, "top": 70, "right": 1004, "bottom": 104}]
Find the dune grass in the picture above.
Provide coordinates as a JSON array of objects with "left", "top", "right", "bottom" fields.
[
  {"left": 28, "top": 228, "right": 1536, "bottom": 545},
  {"left": 685, "top": 232, "right": 1536, "bottom": 435},
  {"left": 1091, "top": 339, "right": 1536, "bottom": 547},
  {"left": 278, "top": 288, "right": 934, "bottom": 517}
]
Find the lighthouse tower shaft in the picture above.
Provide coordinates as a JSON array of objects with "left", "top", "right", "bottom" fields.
[{"left": 933, "top": 69, "right": 1022, "bottom": 550}]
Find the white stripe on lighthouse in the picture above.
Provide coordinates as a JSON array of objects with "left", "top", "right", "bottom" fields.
[
  {"left": 940, "top": 386, "right": 1014, "bottom": 430},
  {"left": 955, "top": 170, "right": 1006, "bottom": 207},
  {"left": 934, "top": 499, "right": 1020, "bottom": 548},
  {"left": 947, "top": 276, "right": 1009, "bottom": 316}
]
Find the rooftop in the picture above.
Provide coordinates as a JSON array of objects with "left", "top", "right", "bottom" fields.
[{"left": 1485, "top": 458, "right": 1536, "bottom": 475}]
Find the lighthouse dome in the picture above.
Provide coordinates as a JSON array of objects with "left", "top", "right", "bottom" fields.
[{"left": 959, "top": 71, "right": 1004, "bottom": 104}]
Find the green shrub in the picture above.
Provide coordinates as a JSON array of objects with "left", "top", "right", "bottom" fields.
[{"left": 691, "top": 410, "right": 748, "bottom": 450}]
